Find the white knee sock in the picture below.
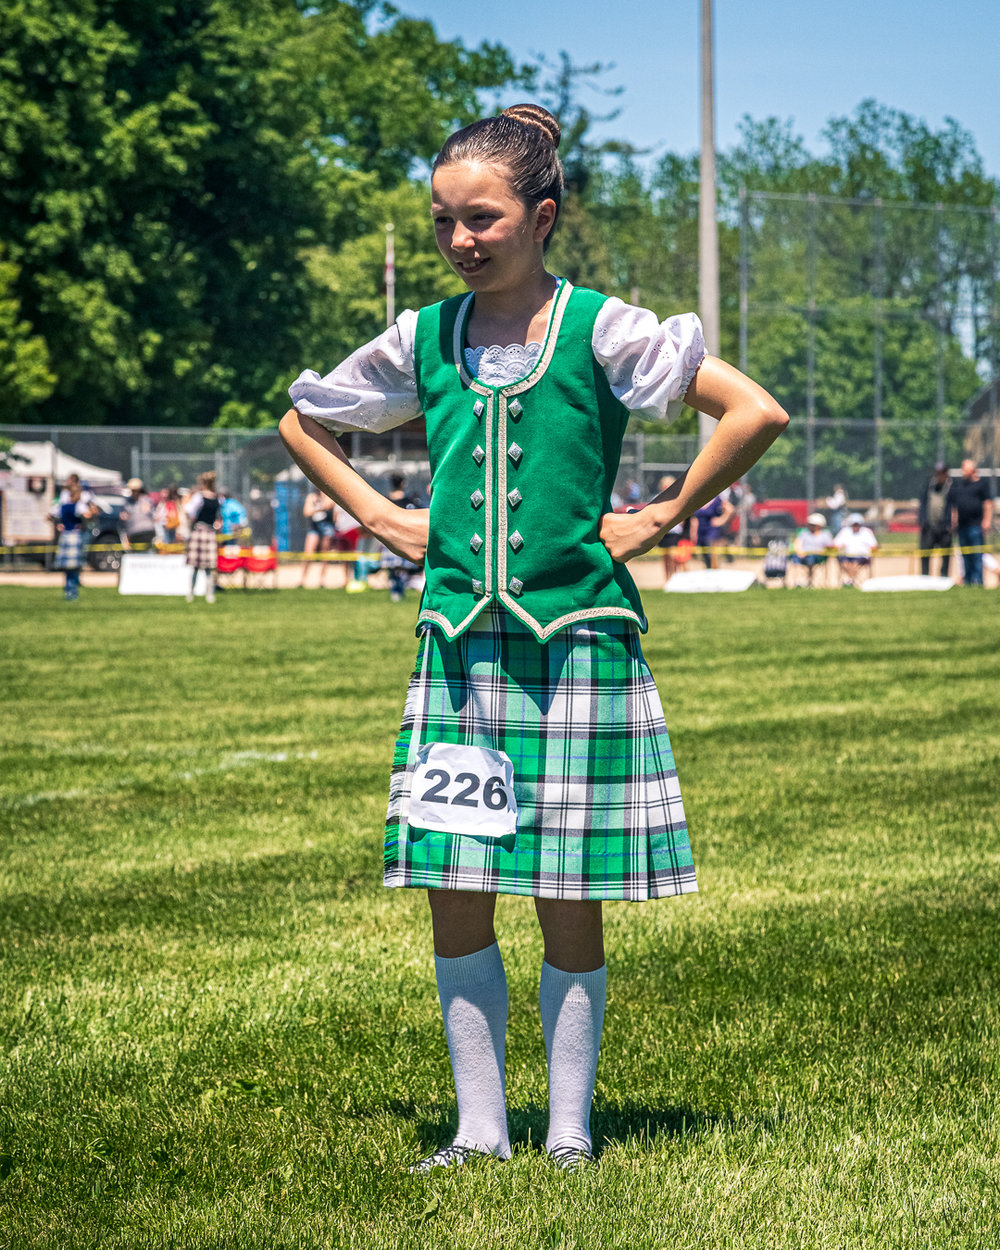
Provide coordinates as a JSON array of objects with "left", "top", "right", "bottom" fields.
[
  {"left": 540, "top": 961, "right": 607, "bottom": 1154},
  {"left": 435, "top": 942, "right": 511, "bottom": 1158}
]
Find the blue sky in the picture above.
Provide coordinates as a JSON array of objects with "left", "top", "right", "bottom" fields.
[{"left": 403, "top": 0, "right": 1000, "bottom": 178}]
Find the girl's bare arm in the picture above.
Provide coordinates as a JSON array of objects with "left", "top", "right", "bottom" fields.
[
  {"left": 601, "top": 357, "right": 789, "bottom": 563},
  {"left": 279, "top": 409, "right": 428, "bottom": 563}
]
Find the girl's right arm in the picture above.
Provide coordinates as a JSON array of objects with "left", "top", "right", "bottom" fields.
[{"left": 279, "top": 410, "right": 428, "bottom": 564}]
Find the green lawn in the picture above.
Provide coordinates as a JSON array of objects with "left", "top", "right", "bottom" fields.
[{"left": 1, "top": 585, "right": 998, "bottom": 1249}]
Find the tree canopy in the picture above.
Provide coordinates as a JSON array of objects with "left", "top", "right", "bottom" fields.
[
  {"left": 1, "top": 3, "right": 997, "bottom": 458},
  {"left": 0, "top": 0, "right": 515, "bottom": 425}
]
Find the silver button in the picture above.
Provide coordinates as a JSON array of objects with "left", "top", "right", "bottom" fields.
[
  {"left": 470, "top": 533, "right": 483, "bottom": 553},
  {"left": 508, "top": 443, "right": 523, "bottom": 464},
  {"left": 472, "top": 579, "right": 484, "bottom": 595},
  {"left": 507, "top": 487, "right": 522, "bottom": 508},
  {"left": 470, "top": 489, "right": 485, "bottom": 509},
  {"left": 472, "top": 445, "right": 485, "bottom": 465},
  {"left": 508, "top": 530, "right": 523, "bottom": 551},
  {"left": 509, "top": 399, "right": 523, "bottom": 418},
  {"left": 508, "top": 577, "right": 524, "bottom": 595},
  {"left": 473, "top": 399, "right": 485, "bottom": 417}
]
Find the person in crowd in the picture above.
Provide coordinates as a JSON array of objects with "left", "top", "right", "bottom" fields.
[
  {"left": 299, "top": 488, "right": 337, "bottom": 588},
  {"left": 918, "top": 463, "right": 953, "bottom": 578},
  {"left": 825, "top": 484, "right": 847, "bottom": 534},
  {"left": 58, "top": 473, "right": 96, "bottom": 511},
  {"left": 692, "top": 492, "right": 735, "bottom": 568},
  {"left": 834, "top": 513, "right": 879, "bottom": 586},
  {"left": 280, "top": 103, "right": 787, "bottom": 1174},
  {"left": 655, "top": 475, "right": 692, "bottom": 587},
  {"left": 50, "top": 480, "right": 96, "bottom": 599},
  {"left": 121, "top": 478, "right": 157, "bottom": 550},
  {"left": 154, "top": 483, "right": 182, "bottom": 548},
  {"left": 381, "top": 473, "right": 423, "bottom": 601},
  {"left": 792, "top": 512, "right": 834, "bottom": 586},
  {"left": 247, "top": 488, "right": 275, "bottom": 546},
  {"left": 947, "top": 459, "right": 993, "bottom": 586},
  {"left": 219, "top": 491, "right": 250, "bottom": 544},
  {"left": 183, "top": 471, "right": 221, "bottom": 603}
]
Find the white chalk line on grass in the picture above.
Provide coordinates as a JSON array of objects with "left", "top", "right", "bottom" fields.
[{"left": 3, "top": 750, "right": 321, "bottom": 809}]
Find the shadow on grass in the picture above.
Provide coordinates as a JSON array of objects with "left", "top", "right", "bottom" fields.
[{"left": 402, "top": 1099, "right": 727, "bottom": 1159}]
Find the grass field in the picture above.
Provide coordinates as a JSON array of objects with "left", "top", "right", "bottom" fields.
[{"left": 1, "top": 585, "right": 998, "bottom": 1249}]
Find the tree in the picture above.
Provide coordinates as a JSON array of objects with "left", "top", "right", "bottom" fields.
[{"left": 0, "top": 1, "right": 517, "bottom": 426}]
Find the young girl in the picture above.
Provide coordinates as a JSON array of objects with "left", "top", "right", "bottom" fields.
[
  {"left": 51, "top": 481, "right": 95, "bottom": 600},
  {"left": 299, "top": 488, "right": 337, "bottom": 588},
  {"left": 280, "top": 104, "right": 787, "bottom": 1171},
  {"left": 184, "top": 471, "right": 221, "bottom": 603}
]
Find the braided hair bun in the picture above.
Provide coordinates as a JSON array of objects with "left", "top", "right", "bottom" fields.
[{"left": 501, "top": 104, "right": 561, "bottom": 150}]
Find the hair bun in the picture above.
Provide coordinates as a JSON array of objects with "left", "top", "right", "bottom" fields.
[{"left": 502, "top": 103, "right": 561, "bottom": 150}]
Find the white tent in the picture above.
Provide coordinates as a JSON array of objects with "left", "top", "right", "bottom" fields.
[{"left": 8, "top": 441, "right": 123, "bottom": 487}]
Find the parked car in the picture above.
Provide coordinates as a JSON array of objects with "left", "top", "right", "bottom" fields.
[
  {"left": 748, "top": 511, "right": 804, "bottom": 546},
  {"left": 85, "top": 491, "right": 129, "bottom": 572},
  {"left": 887, "top": 507, "right": 920, "bottom": 534}
]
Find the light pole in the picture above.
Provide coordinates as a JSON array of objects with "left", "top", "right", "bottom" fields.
[
  {"left": 698, "top": 0, "right": 720, "bottom": 450},
  {"left": 385, "top": 222, "right": 396, "bottom": 328}
]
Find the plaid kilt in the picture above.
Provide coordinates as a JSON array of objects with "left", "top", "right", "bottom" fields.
[
  {"left": 54, "top": 530, "right": 86, "bottom": 570},
  {"left": 384, "top": 607, "right": 697, "bottom": 901},
  {"left": 185, "top": 523, "right": 218, "bottom": 570}
]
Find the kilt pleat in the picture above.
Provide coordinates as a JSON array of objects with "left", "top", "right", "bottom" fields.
[
  {"left": 54, "top": 530, "right": 85, "bottom": 570},
  {"left": 384, "top": 607, "right": 697, "bottom": 901},
  {"left": 185, "top": 523, "right": 218, "bottom": 570}
]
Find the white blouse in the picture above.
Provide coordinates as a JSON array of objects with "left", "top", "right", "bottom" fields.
[{"left": 288, "top": 296, "right": 705, "bottom": 436}]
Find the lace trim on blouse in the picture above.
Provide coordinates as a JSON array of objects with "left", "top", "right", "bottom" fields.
[{"left": 464, "top": 342, "right": 543, "bottom": 386}]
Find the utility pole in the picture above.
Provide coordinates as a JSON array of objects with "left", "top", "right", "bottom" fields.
[
  {"left": 385, "top": 223, "right": 396, "bottom": 328},
  {"left": 698, "top": 0, "right": 720, "bottom": 450}
]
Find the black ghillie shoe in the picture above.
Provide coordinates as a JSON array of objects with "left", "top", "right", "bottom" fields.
[
  {"left": 408, "top": 1143, "right": 492, "bottom": 1173},
  {"left": 546, "top": 1143, "right": 596, "bottom": 1172}
]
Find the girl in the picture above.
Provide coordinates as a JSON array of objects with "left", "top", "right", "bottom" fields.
[
  {"left": 280, "top": 104, "right": 788, "bottom": 1172},
  {"left": 51, "top": 481, "right": 95, "bottom": 600},
  {"left": 299, "top": 488, "right": 337, "bottom": 588},
  {"left": 184, "top": 471, "right": 221, "bottom": 603}
]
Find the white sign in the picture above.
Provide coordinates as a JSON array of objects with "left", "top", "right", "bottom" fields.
[
  {"left": 0, "top": 473, "right": 52, "bottom": 543},
  {"left": 861, "top": 575, "right": 954, "bottom": 592},
  {"left": 118, "top": 552, "right": 204, "bottom": 596},
  {"left": 665, "top": 569, "right": 759, "bottom": 593},
  {"left": 408, "top": 743, "right": 517, "bottom": 838}
]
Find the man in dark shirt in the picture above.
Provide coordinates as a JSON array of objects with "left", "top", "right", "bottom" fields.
[
  {"left": 918, "top": 462, "right": 953, "bottom": 577},
  {"left": 948, "top": 460, "right": 994, "bottom": 586}
]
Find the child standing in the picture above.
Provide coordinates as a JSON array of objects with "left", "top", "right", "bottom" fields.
[
  {"left": 280, "top": 104, "right": 788, "bottom": 1171},
  {"left": 51, "top": 482, "right": 95, "bottom": 600},
  {"left": 183, "top": 471, "right": 221, "bottom": 603}
]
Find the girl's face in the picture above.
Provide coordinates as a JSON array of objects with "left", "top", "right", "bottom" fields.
[{"left": 430, "top": 160, "right": 554, "bottom": 294}]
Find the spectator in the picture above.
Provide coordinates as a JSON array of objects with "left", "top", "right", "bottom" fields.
[
  {"left": 792, "top": 513, "right": 834, "bottom": 586},
  {"left": 654, "top": 475, "right": 692, "bottom": 587},
  {"left": 50, "top": 481, "right": 96, "bottom": 600},
  {"left": 184, "top": 471, "right": 221, "bottom": 603},
  {"left": 154, "top": 484, "right": 182, "bottom": 547},
  {"left": 948, "top": 459, "right": 993, "bottom": 586},
  {"left": 917, "top": 462, "right": 953, "bottom": 578},
  {"left": 299, "top": 488, "right": 336, "bottom": 588},
  {"left": 58, "top": 473, "right": 96, "bottom": 511},
  {"left": 382, "top": 473, "right": 423, "bottom": 602},
  {"left": 247, "top": 488, "right": 275, "bottom": 546},
  {"left": 825, "top": 484, "right": 847, "bottom": 533},
  {"left": 219, "top": 491, "right": 250, "bottom": 543},
  {"left": 121, "top": 478, "right": 157, "bottom": 550},
  {"left": 693, "top": 493, "right": 735, "bottom": 569},
  {"left": 834, "top": 513, "right": 879, "bottom": 586}
]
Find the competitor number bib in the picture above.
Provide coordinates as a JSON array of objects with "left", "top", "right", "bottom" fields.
[{"left": 408, "top": 743, "right": 518, "bottom": 838}]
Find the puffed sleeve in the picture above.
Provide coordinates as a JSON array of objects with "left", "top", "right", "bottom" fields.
[
  {"left": 592, "top": 298, "right": 706, "bottom": 421},
  {"left": 287, "top": 309, "right": 421, "bottom": 435}
]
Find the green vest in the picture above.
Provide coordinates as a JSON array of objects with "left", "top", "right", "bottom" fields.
[{"left": 413, "top": 279, "right": 647, "bottom": 643}]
